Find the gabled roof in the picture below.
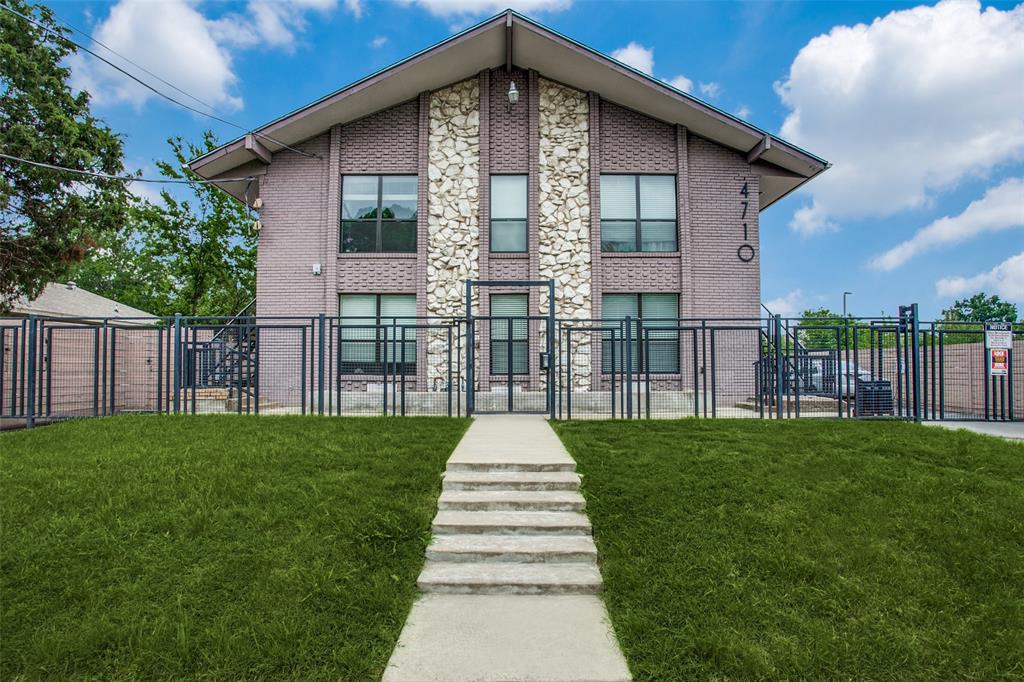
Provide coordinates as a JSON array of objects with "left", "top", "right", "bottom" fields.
[
  {"left": 13, "top": 282, "right": 156, "bottom": 324},
  {"left": 189, "top": 10, "right": 828, "bottom": 210}
]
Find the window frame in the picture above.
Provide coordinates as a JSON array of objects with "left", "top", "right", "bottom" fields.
[
  {"left": 600, "top": 174, "right": 678, "bottom": 253},
  {"left": 489, "top": 173, "right": 529, "bottom": 254},
  {"left": 601, "top": 292, "right": 680, "bottom": 374},
  {"left": 489, "top": 293, "right": 530, "bottom": 376},
  {"left": 339, "top": 174, "right": 418, "bottom": 254},
  {"left": 338, "top": 293, "right": 417, "bottom": 375}
]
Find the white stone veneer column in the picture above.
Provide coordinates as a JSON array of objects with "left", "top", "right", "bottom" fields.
[
  {"left": 538, "top": 79, "right": 591, "bottom": 389},
  {"left": 427, "top": 79, "right": 480, "bottom": 386}
]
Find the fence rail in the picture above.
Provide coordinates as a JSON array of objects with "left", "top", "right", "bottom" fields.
[{"left": 1, "top": 310, "right": 1019, "bottom": 428}]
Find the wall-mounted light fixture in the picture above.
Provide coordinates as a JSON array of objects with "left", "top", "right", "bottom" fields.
[
  {"left": 506, "top": 81, "right": 519, "bottom": 112},
  {"left": 312, "top": 262, "right": 322, "bottom": 276}
]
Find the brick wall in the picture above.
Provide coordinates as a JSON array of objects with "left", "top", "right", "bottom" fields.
[
  {"left": 688, "top": 136, "right": 760, "bottom": 320},
  {"left": 256, "top": 134, "right": 331, "bottom": 319},
  {"left": 254, "top": 72, "right": 764, "bottom": 394}
]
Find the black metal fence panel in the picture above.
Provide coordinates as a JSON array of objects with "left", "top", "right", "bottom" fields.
[{"left": 1, "top": 308, "right": 1019, "bottom": 427}]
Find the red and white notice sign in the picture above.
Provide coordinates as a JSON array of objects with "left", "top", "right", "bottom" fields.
[{"left": 990, "top": 348, "right": 1009, "bottom": 377}]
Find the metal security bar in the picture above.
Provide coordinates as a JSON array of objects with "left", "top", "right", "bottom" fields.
[{"left": 1, "top": 306, "right": 1020, "bottom": 427}]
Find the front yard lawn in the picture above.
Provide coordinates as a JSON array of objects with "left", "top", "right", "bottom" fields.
[
  {"left": 1, "top": 415, "right": 468, "bottom": 680},
  {"left": 553, "top": 420, "right": 1024, "bottom": 681}
]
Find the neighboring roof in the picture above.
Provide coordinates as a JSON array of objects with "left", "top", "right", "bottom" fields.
[
  {"left": 189, "top": 9, "right": 828, "bottom": 210},
  {"left": 12, "top": 282, "right": 157, "bottom": 324}
]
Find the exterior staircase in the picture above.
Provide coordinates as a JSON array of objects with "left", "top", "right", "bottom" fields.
[{"left": 418, "top": 446, "right": 602, "bottom": 595}]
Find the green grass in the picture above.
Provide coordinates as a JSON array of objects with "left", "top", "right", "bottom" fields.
[
  {"left": 553, "top": 420, "right": 1024, "bottom": 681},
  {"left": 1, "top": 415, "right": 468, "bottom": 681}
]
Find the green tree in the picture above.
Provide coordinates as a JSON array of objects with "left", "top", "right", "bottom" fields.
[
  {"left": 73, "top": 133, "right": 256, "bottom": 317},
  {"left": 941, "top": 293, "right": 1019, "bottom": 323},
  {"left": 0, "top": 0, "right": 129, "bottom": 311}
]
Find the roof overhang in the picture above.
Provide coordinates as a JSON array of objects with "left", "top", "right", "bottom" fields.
[{"left": 190, "top": 10, "right": 828, "bottom": 209}]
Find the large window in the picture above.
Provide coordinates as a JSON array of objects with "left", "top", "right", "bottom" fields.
[
  {"left": 491, "top": 175, "right": 528, "bottom": 253},
  {"left": 339, "top": 294, "right": 416, "bottom": 374},
  {"left": 490, "top": 293, "right": 529, "bottom": 375},
  {"left": 341, "top": 175, "right": 417, "bottom": 253},
  {"left": 601, "top": 293, "right": 679, "bottom": 373},
  {"left": 600, "top": 175, "right": 677, "bottom": 252}
]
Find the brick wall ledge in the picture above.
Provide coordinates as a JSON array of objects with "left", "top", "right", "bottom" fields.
[
  {"left": 336, "top": 252, "right": 418, "bottom": 260},
  {"left": 489, "top": 253, "right": 530, "bottom": 260},
  {"left": 601, "top": 252, "right": 681, "bottom": 259}
]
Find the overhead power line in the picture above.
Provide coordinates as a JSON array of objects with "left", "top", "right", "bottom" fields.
[
  {"left": 56, "top": 12, "right": 216, "bottom": 111},
  {"left": 0, "top": 2, "right": 321, "bottom": 160},
  {"left": 0, "top": 152, "right": 256, "bottom": 185}
]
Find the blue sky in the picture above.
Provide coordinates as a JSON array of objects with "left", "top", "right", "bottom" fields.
[{"left": 51, "top": 0, "right": 1024, "bottom": 319}]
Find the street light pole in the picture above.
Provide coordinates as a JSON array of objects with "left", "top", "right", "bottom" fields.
[{"left": 843, "top": 291, "right": 853, "bottom": 318}]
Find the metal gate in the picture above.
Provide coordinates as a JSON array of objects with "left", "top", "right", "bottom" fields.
[{"left": 465, "top": 280, "right": 555, "bottom": 417}]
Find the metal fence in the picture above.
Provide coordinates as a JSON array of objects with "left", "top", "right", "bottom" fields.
[{"left": 1, "top": 307, "right": 1019, "bottom": 428}]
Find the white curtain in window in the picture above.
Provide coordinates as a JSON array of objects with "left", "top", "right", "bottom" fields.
[
  {"left": 639, "top": 176, "right": 676, "bottom": 219},
  {"left": 600, "top": 175, "right": 636, "bottom": 220},
  {"left": 491, "top": 176, "right": 527, "bottom": 219}
]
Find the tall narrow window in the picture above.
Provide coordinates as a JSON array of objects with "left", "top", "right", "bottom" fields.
[
  {"left": 339, "top": 294, "right": 416, "bottom": 374},
  {"left": 600, "top": 175, "right": 677, "bottom": 252},
  {"left": 491, "top": 175, "right": 528, "bottom": 253},
  {"left": 490, "top": 293, "right": 529, "bottom": 375},
  {"left": 341, "top": 175, "right": 417, "bottom": 253},
  {"left": 601, "top": 293, "right": 679, "bottom": 373}
]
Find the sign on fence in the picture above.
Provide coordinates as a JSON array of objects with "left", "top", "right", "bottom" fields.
[
  {"left": 991, "top": 348, "right": 1009, "bottom": 377},
  {"left": 985, "top": 322, "right": 1012, "bottom": 350}
]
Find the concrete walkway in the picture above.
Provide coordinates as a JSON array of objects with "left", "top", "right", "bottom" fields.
[
  {"left": 924, "top": 420, "right": 1024, "bottom": 441},
  {"left": 383, "top": 415, "right": 631, "bottom": 682}
]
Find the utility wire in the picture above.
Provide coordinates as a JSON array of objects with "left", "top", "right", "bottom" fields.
[
  {"left": 0, "top": 152, "right": 256, "bottom": 185},
  {"left": 0, "top": 2, "right": 322, "bottom": 160},
  {"left": 55, "top": 12, "right": 216, "bottom": 111}
]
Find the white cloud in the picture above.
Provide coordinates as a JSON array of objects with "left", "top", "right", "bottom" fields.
[
  {"left": 371, "top": 35, "right": 388, "bottom": 48},
  {"left": 790, "top": 203, "right": 837, "bottom": 236},
  {"left": 937, "top": 252, "right": 1024, "bottom": 302},
  {"left": 764, "top": 289, "right": 805, "bottom": 317},
  {"left": 71, "top": 0, "right": 339, "bottom": 112},
  {"left": 735, "top": 105, "right": 752, "bottom": 119},
  {"left": 698, "top": 81, "right": 721, "bottom": 99},
  {"left": 666, "top": 75, "right": 693, "bottom": 94},
  {"left": 872, "top": 177, "right": 1024, "bottom": 271},
  {"left": 611, "top": 42, "right": 694, "bottom": 94},
  {"left": 611, "top": 41, "right": 654, "bottom": 74},
  {"left": 399, "top": 0, "right": 571, "bottom": 20},
  {"left": 775, "top": 0, "right": 1024, "bottom": 234},
  {"left": 345, "top": 0, "right": 363, "bottom": 19}
]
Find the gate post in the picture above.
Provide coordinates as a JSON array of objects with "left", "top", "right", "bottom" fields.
[
  {"left": 774, "top": 315, "right": 784, "bottom": 420},
  {"left": 624, "top": 316, "right": 633, "bottom": 419},
  {"left": 172, "top": 313, "right": 181, "bottom": 414},
  {"left": 317, "top": 313, "right": 326, "bottom": 415},
  {"left": 25, "top": 315, "right": 36, "bottom": 428},
  {"left": 547, "top": 279, "right": 555, "bottom": 421},
  {"left": 911, "top": 303, "right": 921, "bottom": 422},
  {"left": 465, "top": 280, "right": 475, "bottom": 417}
]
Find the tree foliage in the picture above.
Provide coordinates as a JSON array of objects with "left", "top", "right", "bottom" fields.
[
  {"left": 941, "top": 293, "right": 1019, "bottom": 323},
  {"left": 73, "top": 133, "right": 256, "bottom": 317},
  {"left": 0, "top": 0, "right": 129, "bottom": 311}
]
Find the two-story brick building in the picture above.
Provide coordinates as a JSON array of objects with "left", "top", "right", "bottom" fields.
[{"left": 189, "top": 10, "right": 827, "bottom": 412}]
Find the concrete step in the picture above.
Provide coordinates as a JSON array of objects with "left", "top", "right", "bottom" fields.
[
  {"left": 427, "top": 534, "right": 598, "bottom": 564},
  {"left": 438, "top": 490, "right": 586, "bottom": 512},
  {"left": 432, "top": 510, "right": 592, "bottom": 536},
  {"left": 443, "top": 470, "right": 581, "bottom": 491},
  {"left": 418, "top": 561, "right": 602, "bottom": 595},
  {"left": 446, "top": 460, "right": 576, "bottom": 473}
]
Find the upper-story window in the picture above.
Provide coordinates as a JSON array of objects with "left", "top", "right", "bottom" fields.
[
  {"left": 341, "top": 175, "right": 417, "bottom": 253},
  {"left": 491, "top": 175, "right": 528, "bottom": 253},
  {"left": 600, "top": 175, "right": 677, "bottom": 252}
]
